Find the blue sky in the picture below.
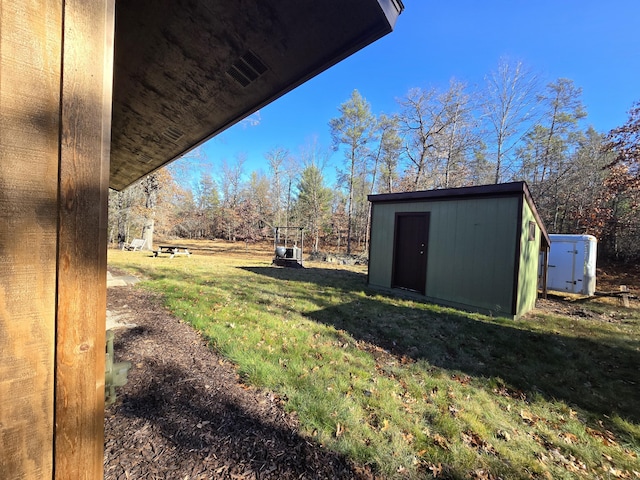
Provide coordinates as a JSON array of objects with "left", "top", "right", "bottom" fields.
[{"left": 184, "top": 0, "right": 639, "bottom": 187}]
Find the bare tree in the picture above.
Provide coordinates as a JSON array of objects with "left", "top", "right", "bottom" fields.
[
  {"left": 558, "top": 127, "right": 611, "bottom": 233},
  {"left": 481, "top": 58, "right": 539, "bottom": 183},
  {"left": 265, "top": 146, "right": 289, "bottom": 227},
  {"left": 606, "top": 101, "right": 640, "bottom": 174},
  {"left": 375, "top": 114, "right": 403, "bottom": 193},
  {"left": 597, "top": 100, "right": 640, "bottom": 260},
  {"left": 397, "top": 87, "right": 447, "bottom": 190},
  {"left": 108, "top": 168, "right": 178, "bottom": 247},
  {"left": 220, "top": 155, "right": 246, "bottom": 241},
  {"left": 437, "top": 79, "right": 478, "bottom": 188},
  {"left": 283, "top": 155, "right": 300, "bottom": 234},
  {"left": 238, "top": 171, "right": 271, "bottom": 242},
  {"left": 296, "top": 163, "right": 331, "bottom": 253}
]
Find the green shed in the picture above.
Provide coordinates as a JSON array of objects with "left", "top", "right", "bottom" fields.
[{"left": 367, "top": 182, "right": 550, "bottom": 318}]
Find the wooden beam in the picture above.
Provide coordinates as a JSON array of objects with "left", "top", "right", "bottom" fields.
[
  {"left": 54, "top": 1, "right": 115, "bottom": 479},
  {"left": 0, "top": 1, "right": 62, "bottom": 477},
  {"left": 620, "top": 285, "right": 630, "bottom": 308}
]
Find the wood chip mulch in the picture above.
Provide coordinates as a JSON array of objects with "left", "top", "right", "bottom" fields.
[{"left": 104, "top": 281, "right": 377, "bottom": 480}]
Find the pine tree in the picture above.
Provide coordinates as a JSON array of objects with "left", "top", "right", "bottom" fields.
[{"left": 329, "top": 90, "right": 376, "bottom": 254}]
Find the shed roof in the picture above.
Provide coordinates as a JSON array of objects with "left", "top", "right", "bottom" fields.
[
  {"left": 368, "top": 182, "right": 550, "bottom": 249},
  {"left": 109, "top": 0, "right": 403, "bottom": 190}
]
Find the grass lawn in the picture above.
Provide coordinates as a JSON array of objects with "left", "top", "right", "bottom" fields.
[{"left": 108, "top": 240, "right": 640, "bottom": 479}]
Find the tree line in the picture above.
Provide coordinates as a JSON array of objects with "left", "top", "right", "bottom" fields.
[{"left": 109, "top": 58, "right": 640, "bottom": 262}]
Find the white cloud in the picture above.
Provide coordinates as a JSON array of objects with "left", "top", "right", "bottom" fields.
[{"left": 240, "top": 111, "right": 261, "bottom": 128}]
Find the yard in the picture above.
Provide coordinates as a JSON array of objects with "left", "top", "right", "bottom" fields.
[{"left": 105, "top": 240, "right": 640, "bottom": 479}]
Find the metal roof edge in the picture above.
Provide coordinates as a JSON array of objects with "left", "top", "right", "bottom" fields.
[{"left": 367, "top": 181, "right": 527, "bottom": 203}]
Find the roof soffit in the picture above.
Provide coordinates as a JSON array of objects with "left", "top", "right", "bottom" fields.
[{"left": 109, "top": 0, "right": 403, "bottom": 190}]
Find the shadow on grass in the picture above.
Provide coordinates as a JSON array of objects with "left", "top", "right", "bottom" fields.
[
  {"left": 243, "top": 266, "right": 640, "bottom": 426},
  {"left": 240, "top": 265, "right": 368, "bottom": 291}
]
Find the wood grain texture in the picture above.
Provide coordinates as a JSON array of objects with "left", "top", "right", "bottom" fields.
[
  {"left": 54, "top": 1, "right": 115, "bottom": 479},
  {"left": 0, "top": 1, "right": 62, "bottom": 478}
]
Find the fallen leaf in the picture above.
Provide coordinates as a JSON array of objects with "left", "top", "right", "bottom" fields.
[
  {"left": 452, "top": 374, "right": 471, "bottom": 385},
  {"left": 559, "top": 432, "right": 579, "bottom": 444},
  {"left": 470, "top": 469, "right": 498, "bottom": 479},
  {"left": 433, "top": 434, "right": 450, "bottom": 450},
  {"left": 428, "top": 463, "right": 443, "bottom": 476},
  {"left": 400, "top": 355, "right": 414, "bottom": 364},
  {"left": 520, "top": 409, "right": 538, "bottom": 425},
  {"left": 607, "top": 467, "right": 626, "bottom": 478},
  {"left": 462, "top": 431, "right": 497, "bottom": 455},
  {"left": 586, "top": 427, "right": 618, "bottom": 446},
  {"left": 381, "top": 419, "right": 390, "bottom": 432}
]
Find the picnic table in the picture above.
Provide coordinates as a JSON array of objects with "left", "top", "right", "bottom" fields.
[{"left": 154, "top": 245, "right": 191, "bottom": 258}]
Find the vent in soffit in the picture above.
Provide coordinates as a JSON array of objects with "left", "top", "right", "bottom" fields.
[
  {"left": 227, "top": 51, "right": 268, "bottom": 87},
  {"left": 137, "top": 153, "right": 153, "bottom": 164},
  {"left": 161, "top": 126, "right": 185, "bottom": 143}
]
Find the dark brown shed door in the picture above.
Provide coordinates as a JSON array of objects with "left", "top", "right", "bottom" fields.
[{"left": 391, "top": 212, "right": 429, "bottom": 294}]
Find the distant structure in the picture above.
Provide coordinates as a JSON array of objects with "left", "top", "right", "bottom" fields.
[
  {"left": 367, "top": 182, "right": 550, "bottom": 318},
  {"left": 273, "top": 226, "right": 304, "bottom": 268},
  {"left": 545, "top": 234, "right": 597, "bottom": 296}
]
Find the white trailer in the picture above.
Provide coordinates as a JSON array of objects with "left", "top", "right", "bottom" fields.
[{"left": 545, "top": 234, "right": 597, "bottom": 295}]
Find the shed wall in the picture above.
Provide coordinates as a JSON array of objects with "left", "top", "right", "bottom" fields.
[
  {"left": 516, "top": 200, "right": 542, "bottom": 316},
  {"left": 370, "top": 196, "right": 520, "bottom": 315}
]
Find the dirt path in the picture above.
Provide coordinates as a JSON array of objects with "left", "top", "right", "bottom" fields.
[{"left": 104, "top": 279, "right": 374, "bottom": 480}]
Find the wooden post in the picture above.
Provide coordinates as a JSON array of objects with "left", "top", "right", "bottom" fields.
[
  {"left": 619, "top": 285, "right": 630, "bottom": 308},
  {"left": 541, "top": 248, "right": 549, "bottom": 299},
  {"left": 0, "top": 2, "right": 63, "bottom": 478},
  {"left": 55, "top": 1, "right": 115, "bottom": 479},
  {"left": 0, "top": 1, "right": 114, "bottom": 479}
]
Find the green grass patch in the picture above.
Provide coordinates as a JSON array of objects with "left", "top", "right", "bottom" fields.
[{"left": 109, "top": 246, "right": 640, "bottom": 479}]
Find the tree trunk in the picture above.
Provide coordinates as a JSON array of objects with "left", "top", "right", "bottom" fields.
[{"left": 142, "top": 217, "right": 154, "bottom": 251}]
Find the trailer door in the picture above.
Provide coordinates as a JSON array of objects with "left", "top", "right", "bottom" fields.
[{"left": 547, "top": 240, "right": 584, "bottom": 293}]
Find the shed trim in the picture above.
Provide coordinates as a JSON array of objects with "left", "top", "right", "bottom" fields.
[{"left": 511, "top": 194, "right": 525, "bottom": 315}]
